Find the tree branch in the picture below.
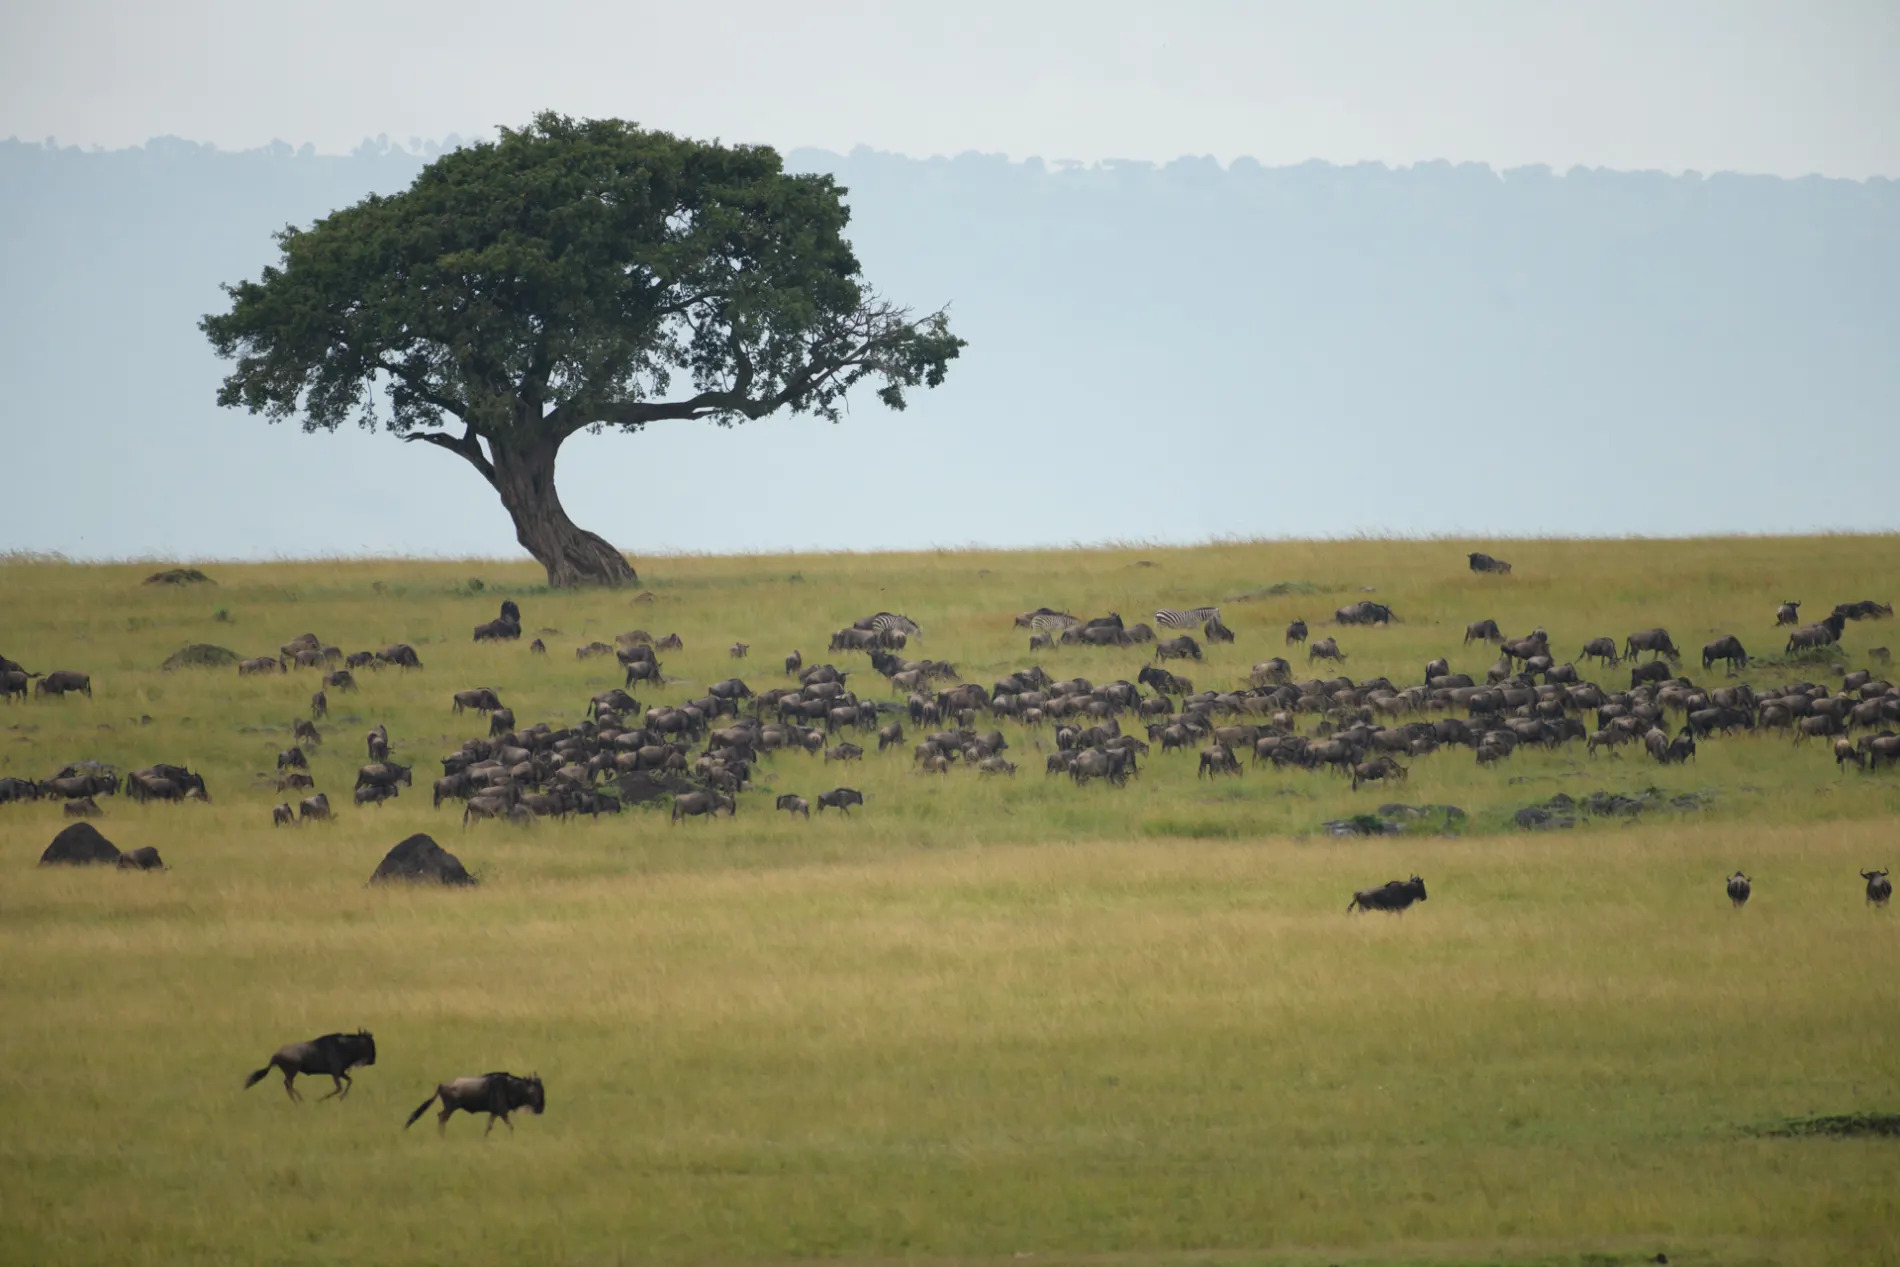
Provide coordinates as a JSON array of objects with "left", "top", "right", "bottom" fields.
[{"left": 402, "top": 427, "right": 496, "bottom": 485}]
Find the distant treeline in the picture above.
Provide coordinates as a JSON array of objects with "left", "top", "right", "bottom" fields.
[{"left": 1, "top": 136, "right": 1896, "bottom": 553}]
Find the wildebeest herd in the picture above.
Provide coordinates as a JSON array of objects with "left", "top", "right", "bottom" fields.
[{"left": 6, "top": 573, "right": 1897, "bottom": 1144}]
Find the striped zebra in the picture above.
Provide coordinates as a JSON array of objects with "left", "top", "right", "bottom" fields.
[
  {"left": 1026, "top": 612, "right": 1080, "bottom": 631},
  {"left": 859, "top": 612, "right": 923, "bottom": 639},
  {"left": 1154, "top": 607, "right": 1220, "bottom": 630}
]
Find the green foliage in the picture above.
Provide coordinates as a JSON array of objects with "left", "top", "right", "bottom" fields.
[{"left": 200, "top": 114, "right": 964, "bottom": 456}]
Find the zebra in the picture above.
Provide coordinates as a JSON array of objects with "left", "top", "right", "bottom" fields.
[
  {"left": 861, "top": 612, "right": 923, "bottom": 639},
  {"left": 1155, "top": 607, "right": 1220, "bottom": 630},
  {"left": 1026, "top": 612, "right": 1080, "bottom": 631}
]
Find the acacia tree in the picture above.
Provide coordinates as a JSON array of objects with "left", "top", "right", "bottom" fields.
[{"left": 202, "top": 114, "right": 963, "bottom": 586}]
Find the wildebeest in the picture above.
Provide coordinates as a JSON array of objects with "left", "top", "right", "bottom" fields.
[
  {"left": 656, "top": 633, "right": 683, "bottom": 651},
  {"left": 293, "top": 718, "right": 321, "bottom": 747},
  {"left": 1350, "top": 756, "right": 1408, "bottom": 790},
  {"left": 276, "top": 746, "right": 308, "bottom": 771},
  {"left": 1464, "top": 619, "right": 1502, "bottom": 646},
  {"left": 1468, "top": 553, "right": 1512, "bottom": 574},
  {"left": 817, "top": 787, "right": 864, "bottom": 814},
  {"left": 1203, "top": 616, "right": 1235, "bottom": 643},
  {"left": 272, "top": 802, "right": 294, "bottom": 826},
  {"left": 0, "top": 777, "right": 44, "bottom": 803},
  {"left": 473, "top": 614, "right": 521, "bottom": 642},
  {"left": 529, "top": 638, "right": 546, "bottom": 654},
  {"left": 243, "top": 1030, "right": 377, "bottom": 1102},
  {"left": 34, "top": 670, "right": 92, "bottom": 698},
  {"left": 1630, "top": 660, "right": 1673, "bottom": 687},
  {"left": 1335, "top": 600, "right": 1394, "bottom": 626},
  {"left": 323, "top": 670, "right": 355, "bottom": 692},
  {"left": 775, "top": 794, "right": 810, "bottom": 819},
  {"left": 406, "top": 1072, "right": 544, "bottom": 1136},
  {"left": 1347, "top": 875, "right": 1428, "bottom": 913},
  {"left": 63, "top": 796, "right": 101, "bottom": 817},
  {"left": 1726, "top": 871, "right": 1751, "bottom": 908},
  {"left": 1307, "top": 637, "right": 1346, "bottom": 663},
  {"left": 1197, "top": 744, "right": 1240, "bottom": 778},
  {"left": 729, "top": 643, "right": 749, "bottom": 659},
  {"left": 299, "top": 793, "right": 332, "bottom": 821},
  {"left": 367, "top": 724, "right": 389, "bottom": 762},
  {"left": 1833, "top": 600, "right": 1894, "bottom": 622},
  {"left": 1154, "top": 635, "right": 1202, "bottom": 662},
  {"left": 1701, "top": 635, "right": 1748, "bottom": 673},
  {"left": 1864, "top": 868, "right": 1892, "bottom": 907},
  {"left": 1775, "top": 601, "right": 1801, "bottom": 627},
  {"left": 670, "top": 791, "right": 734, "bottom": 822},
  {"left": 1578, "top": 637, "right": 1619, "bottom": 668},
  {"left": 451, "top": 688, "right": 503, "bottom": 715},
  {"left": 238, "top": 656, "right": 284, "bottom": 676},
  {"left": 1786, "top": 613, "right": 1847, "bottom": 654},
  {"left": 784, "top": 650, "right": 802, "bottom": 675},
  {"left": 1285, "top": 619, "right": 1308, "bottom": 646},
  {"left": 1624, "top": 628, "right": 1679, "bottom": 662},
  {"left": 311, "top": 690, "right": 328, "bottom": 719},
  {"left": 355, "top": 762, "right": 412, "bottom": 791},
  {"left": 354, "top": 784, "right": 398, "bottom": 808},
  {"left": 0, "top": 669, "right": 29, "bottom": 703}
]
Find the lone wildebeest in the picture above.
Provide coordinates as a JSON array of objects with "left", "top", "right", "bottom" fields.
[
  {"left": 1726, "top": 872, "right": 1752, "bottom": 909},
  {"left": 1863, "top": 869, "right": 1892, "bottom": 907},
  {"left": 1468, "top": 552, "right": 1512, "bottom": 574},
  {"left": 1702, "top": 635, "right": 1748, "bottom": 673},
  {"left": 405, "top": 1072, "right": 545, "bottom": 1136},
  {"left": 1347, "top": 875, "right": 1428, "bottom": 914},
  {"left": 243, "top": 1031, "right": 377, "bottom": 1102},
  {"left": 817, "top": 787, "right": 864, "bottom": 815}
]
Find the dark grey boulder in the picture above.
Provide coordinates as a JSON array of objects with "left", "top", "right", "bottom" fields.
[
  {"left": 370, "top": 834, "right": 476, "bottom": 886},
  {"left": 40, "top": 822, "right": 123, "bottom": 866}
]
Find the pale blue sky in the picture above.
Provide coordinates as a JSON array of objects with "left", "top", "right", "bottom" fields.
[{"left": 6, "top": 0, "right": 1898, "bottom": 176}]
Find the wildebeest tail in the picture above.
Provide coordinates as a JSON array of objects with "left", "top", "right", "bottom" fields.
[
  {"left": 243, "top": 1065, "right": 272, "bottom": 1090},
  {"left": 404, "top": 1090, "right": 439, "bottom": 1128}
]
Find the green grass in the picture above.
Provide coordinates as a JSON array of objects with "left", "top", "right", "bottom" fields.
[{"left": 2, "top": 538, "right": 1899, "bottom": 1266}]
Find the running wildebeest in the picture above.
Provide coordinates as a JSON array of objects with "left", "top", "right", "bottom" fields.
[
  {"left": 243, "top": 1030, "right": 377, "bottom": 1102},
  {"left": 1347, "top": 875, "right": 1429, "bottom": 914},
  {"left": 1863, "top": 869, "right": 1892, "bottom": 907},
  {"left": 1726, "top": 872, "right": 1752, "bottom": 908},
  {"left": 1285, "top": 619, "right": 1308, "bottom": 646},
  {"left": 405, "top": 1072, "right": 544, "bottom": 1136},
  {"left": 817, "top": 787, "right": 864, "bottom": 814}
]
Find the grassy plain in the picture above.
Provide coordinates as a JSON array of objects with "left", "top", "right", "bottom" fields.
[{"left": 1, "top": 537, "right": 1898, "bottom": 1266}]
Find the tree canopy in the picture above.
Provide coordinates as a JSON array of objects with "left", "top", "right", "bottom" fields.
[{"left": 202, "top": 113, "right": 963, "bottom": 585}]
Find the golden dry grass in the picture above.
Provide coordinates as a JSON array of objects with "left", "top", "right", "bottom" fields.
[{"left": 2, "top": 537, "right": 1899, "bottom": 1266}]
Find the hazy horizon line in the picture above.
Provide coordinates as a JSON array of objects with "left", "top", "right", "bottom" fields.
[{"left": 7, "top": 132, "right": 1892, "bottom": 185}]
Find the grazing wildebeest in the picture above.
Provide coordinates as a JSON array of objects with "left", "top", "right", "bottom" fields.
[
  {"left": 1726, "top": 872, "right": 1751, "bottom": 908},
  {"left": 1285, "top": 619, "right": 1308, "bottom": 646},
  {"left": 1468, "top": 553, "right": 1512, "bottom": 574},
  {"left": 293, "top": 719, "right": 321, "bottom": 747},
  {"left": 63, "top": 796, "right": 101, "bottom": 817},
  {"left": 1834, "top": 738, "right": 1866, "bottom": 770},
  {"left": 1464, "top": 619, "right": 1502, "bottom": 646},
  {"left": 488, "top": 708, "right": 515, "bottom": 739},
  {"left": 1775, "top": 601, "right": 1801, "bottom": 627},
  {"left": 817, "top": 787, "right": 864, "bottom": 815},
  {"left": 1335, "top": 600, "right": 1394, "bottom": 626},
  {"left": 1347, "top": 875, "right": 1428, "bottom": 913},
  {"left": 1624, "top": 628, "right": 1680, "bottom": 662},
  {"left": 323, "top": 670, "right": 355, "bottom": 692},
  {"left": 529, "top": 638, "right": 546, "bottom": 655},
  {"left": 1577, "top": 637, "right": 1619, "bottom": 668},
  {"left": 238, "top": 656, "right": 283, "bottom": 676},
  {"left": 656, "top": 633, "right": 683, "bottom": 651},
  {"left": 243, "top": 1031, "right": 377, "bottom": 1102},
  {"left": 1864, "top": 869, "right": 1892, "bottom": 907},
  {"left": 451, "top": 688, "right": 502, "bottom": 715},
  {"left": 35, "top": 671, "right": 92, "bottom": 698},
  {"left": 277, "top": 770, "right": 315, "bottom": 792},
  {"left": 272, "top": 803, "right": 294, "bottom": 827},
  {"left": 405, "top": 1072, "right": 544, "bottom": 1136},
  {"left": 299, "top": 793, "right": 332, "bottom": 821},
  {"left": 1155, "top": 635, "right": 1202, "bottom": 662},
  {"left": 1630, "top": 660, "right": 1673, "bottom": 687},
  {"left": 670, "top": 791, "right": 734, "bottom": 822},
  {"left": 1701, "top": 636, "right": 1748, "bottom": 673},
  {"left": 775, "top": 794, "right": 810, "bottom": 819},
  {"left": 1307, "top": 637, "right": 1346, "bottom": 663},
  {"left": 1203, "top": 616, "right": 1235, "bottom": 644},
  {"left": 1350, "top": 756, "right": 1407, "bottom": 790},
  {"left": 1197, "top": 744, "right": 1240, "bottom": 778}
]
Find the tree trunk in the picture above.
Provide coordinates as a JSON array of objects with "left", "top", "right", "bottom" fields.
[{"left": 489, "top": 440, "right": 638, "bottom": 588}]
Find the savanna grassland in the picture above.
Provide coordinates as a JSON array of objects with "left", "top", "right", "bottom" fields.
[{"left": 2, "top": 537, "right": 1898, "bottom": 1267}]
